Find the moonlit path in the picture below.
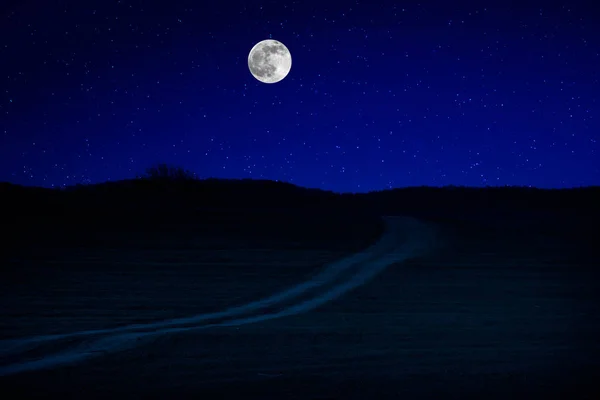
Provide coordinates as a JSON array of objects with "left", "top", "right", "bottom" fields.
[
  {"left": 0, "top": 218, "right": 397, "bottom": 351},
  {"left": 0, "top": 217, "right": 434, "bottom": 376}
]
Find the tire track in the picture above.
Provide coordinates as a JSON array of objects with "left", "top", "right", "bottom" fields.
[
  {"left": 0, "top": 217, "right": 396, "bottom": 355},
  {"left": 0, "top": 217, "right": 434, "bottom": 376}
]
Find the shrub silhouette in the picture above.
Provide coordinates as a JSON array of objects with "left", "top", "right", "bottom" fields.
[{"left": 143, "top": 163, "right": 197, "bottom": 181}]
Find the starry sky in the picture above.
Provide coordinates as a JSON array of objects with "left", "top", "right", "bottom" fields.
[{"left": 1, "top": 0, "right": 598, "bottom": 193}]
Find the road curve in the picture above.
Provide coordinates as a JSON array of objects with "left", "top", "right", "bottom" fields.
[{"left": 0, "top": 216, "right": 436, "bottom": 376}]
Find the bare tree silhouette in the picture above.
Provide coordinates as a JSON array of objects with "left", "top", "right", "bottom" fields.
[{"left": 143, "top": 163, "right": 197, "bottom": 180}]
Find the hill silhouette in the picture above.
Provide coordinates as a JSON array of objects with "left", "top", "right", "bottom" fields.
[
  {"left": 2, "top": 165, "right": 598, "bottom": 266},
  {"left": 2, "top": 170, "right": 598, "bottom": 215}
]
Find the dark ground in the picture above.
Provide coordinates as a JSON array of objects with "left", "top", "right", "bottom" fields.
[
  {"left": 1, "top": 210, "right": 384, "bottom": 339},
  {"left": 1, "top": 209, "right": 599, "bottom": 399}
]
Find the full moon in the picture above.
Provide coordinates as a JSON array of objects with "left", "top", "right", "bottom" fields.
[{"left": 248, "top": 39, "right": 292, "bottom": 84}]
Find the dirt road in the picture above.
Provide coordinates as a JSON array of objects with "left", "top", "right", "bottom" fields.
[{"left": 1, "top": 215, "right": 598, "bottom": 399}]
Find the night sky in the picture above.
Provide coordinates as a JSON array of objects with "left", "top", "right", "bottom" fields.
[{"left": 1, "top": 0, "right": 598, "bottom": 193}]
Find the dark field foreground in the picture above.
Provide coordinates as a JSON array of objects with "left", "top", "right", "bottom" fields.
[
  {"left": 1, "top": 210, "right": 600, "bottom": 399},
  {"left": 1, "top": 210, "right": 384, "bottom": 339}
]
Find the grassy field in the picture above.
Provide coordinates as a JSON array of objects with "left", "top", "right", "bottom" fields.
[{"left": 1, "top": 211, "right": 599, "bottom": 399}]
